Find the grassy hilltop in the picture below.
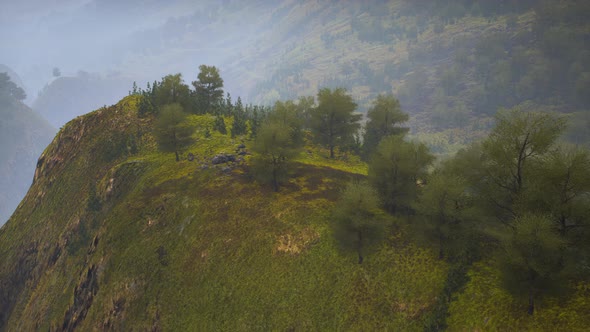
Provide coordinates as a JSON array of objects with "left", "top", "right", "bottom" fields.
[
  {"left": 0, "top": 96, "right": 447, "bottom": 330},
  {"left": 0, "top": 95, "right": 588, "bottom": 331}
]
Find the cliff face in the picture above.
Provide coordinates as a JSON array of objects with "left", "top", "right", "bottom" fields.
[{"left": 0, "top": 96, "right": 149, "bottom": 330}]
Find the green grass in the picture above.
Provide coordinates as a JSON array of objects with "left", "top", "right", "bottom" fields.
[{"left": 2, "top": 96, "right": 588, "bottom": 330}]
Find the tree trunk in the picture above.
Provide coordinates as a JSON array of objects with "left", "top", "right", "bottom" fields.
[
  {"left": 175, "top": 151, "right": 179, "bottom": 162},
  {"left": 330, "top": 145, "right": 334, "bottom": 159},
  {"left": 528, "top": 288, "right": 535, "bottom": 315},
  {"left": 438, "top": 240, "right": 444, "bottom": 260},
  {"left": 357, "top": 230, "right": 363, "bottom": 264},
  {"left": 272, "top": 168, "right": 279, "bottom": 192}
]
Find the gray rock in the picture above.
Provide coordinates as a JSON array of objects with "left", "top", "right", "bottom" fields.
[{"left": 211, "top": 153, "right": 236, "bottom": 165}]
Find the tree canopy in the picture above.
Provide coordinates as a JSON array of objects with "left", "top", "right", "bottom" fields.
[
  {"left": 154, "top": 103, "right": 195, "bottom": 161},
  {"left": 362, "top": 94, "right": 409, "bottom": 159},
  {"left": 310, "top": 88, "right": 361, "bottom": 158},
  {"left": 192, "top": 65, "right": 224, "bottom": 114}
]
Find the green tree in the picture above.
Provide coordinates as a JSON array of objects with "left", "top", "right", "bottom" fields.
[
  {"left": 368, "top": 135, "right": 434, "bottom": 214},
  {"left": 251, "top": 119, "right": 301, "bottom": 192},
  {"left": 362, "top": 94, "right": 409, "bottom": 159},
  {"left": 137, "top": 94, "right": 156, "bottom": 117},
  {"left": 296, "top": 95, "right": 315, "bottom": 129},
  {"left": 268, "top": 100, "right": 304, "bottom": 148},
  {"left": 154, "top": 103, "right": 195, "bottom": 161},
  {"left": 526, "top": 145, "right": 590, "bottom": 237},
  {"left": 192, "top": 65, "right": 224, "bottom": 114},
  {"left": 477, "top": 108, "right": 566, "bottom": 223},
  {"left": 154, "top": 74, "right": 191, "bottom": 110},
  {"left": 213, "top": 115, "right": 227, "bottom": 135},
  {"left": 496, "top": 214, "right": 567, "bottom": 316},
  {"left": 332, "top": 182, "right": 385, "bottom": 264},
  {"left": 231, "top": 97, "right": 247, "bottom": 138},
  {"left": 414, "top": 171, "right": 472, "bottom": 260},
  {"left": 310, "top": 88, "right": 361, "bottom": 158}
]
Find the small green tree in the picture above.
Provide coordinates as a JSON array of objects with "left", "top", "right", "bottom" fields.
[
  {"left": 231, "top": 97, "right": 247, "bottom": 138},
  {"left": 268, "top": 100, "right": 304, "bottom": 148},
  {"left": 310, "top": 88, "right": 361, "bottom": 158},
  {"left": 332, "top": 182, "right": 385, "bottom": 264},
  {"left": 362, "top": 94, "right": 409, "bottom": 159},
  {"left": 154, "top": 103, "right": 195, "bottom": 161},
  {"left": 192, "top": 65, "right": 224, "bottom": 114},
  {"left": 154, "top": 74, "right": 191, "bottom": 110},
  {"left": 496, "top": 214, "right": 567, "bottom": 316},
  {"left": 251, "top": 119, "right": 301, "bottom": 191},
  {"left": 213, "top": 115, "right": 227, "bottom": 135},
  {"left": 413, "top": 171, "right": 472, "bottom": 260},
  {"left": 137, "top": 94, "right": 156, "bottom": 117},
  {"left": 368, "top": 135, "right": 434, "bottom": 214}
]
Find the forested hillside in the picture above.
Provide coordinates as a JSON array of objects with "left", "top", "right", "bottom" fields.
[{"left": 103, "top": 0, "right": 590, "bottom": 152}]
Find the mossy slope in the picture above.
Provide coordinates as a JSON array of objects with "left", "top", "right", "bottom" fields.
[{"left": 0, "top": 96, "right": 446, "bottom": 330}]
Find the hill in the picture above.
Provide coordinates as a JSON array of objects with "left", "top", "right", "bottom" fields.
[
  {"left": 1, "top": 95, "right": 589, "bottom": 330},
  {"left": 0, "top": 96, "right": 447, "bottom": 330},
  {"left": 0, "top": 73, "right": 54, "bottom": 225}
]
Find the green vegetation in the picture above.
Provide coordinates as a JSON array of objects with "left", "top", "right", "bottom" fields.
[
  {"left": 332, "top": 182, "right": 385, "bottom": 264},
  {"left": 2, "top": 48, "right": 590, "bottom": 330},
  {"left": 368, "top": 135, "right": 434, "bottom": 214},
  {"left": 310, "top": 88, "right": 361, "bottom": 159},
  {"left": 362, "top": 94, "right": 409, "bottom": 159},
  {"left": 154, "top": 103, "right": 196, "bottom": 161},
  {"left": 192, "top": 65, "right": 224, "bottom": 114}
]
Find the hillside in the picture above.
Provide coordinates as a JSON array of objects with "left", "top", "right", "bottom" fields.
[
  {"left": 0, "top": 73, "right": 54, "bottom": 225},
  {"left": 1, "top": 95, "right": 589, "bottom": 330},
  {"left": 0, "top": 96, "right": 446, "bottom": 330},
  {"left": 6, "top": 0, "right": 586, "bottom": 151}
]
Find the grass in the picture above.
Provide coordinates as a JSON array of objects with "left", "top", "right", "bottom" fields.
[
  {"left": 0, "top": 96, "right": 447, "bottom": 330},
  {"left": 2, "top": 96, "right": 588, "bottom": 330}
]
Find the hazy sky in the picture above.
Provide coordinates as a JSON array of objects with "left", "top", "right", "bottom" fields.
[{"left": 1, "top": 0, "right": 230, "bottom": 101}]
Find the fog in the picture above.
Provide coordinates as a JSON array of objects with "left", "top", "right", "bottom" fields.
[{"left": 1, "top": 0, "right": 275, "bottom": 115}]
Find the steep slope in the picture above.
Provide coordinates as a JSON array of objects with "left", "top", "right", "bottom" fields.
[
  {"left": 0, "top": 92, "right": 54, "bottom": 225},
  {"left": 0, "top": 96, "right": 448, "bottom": 330}
]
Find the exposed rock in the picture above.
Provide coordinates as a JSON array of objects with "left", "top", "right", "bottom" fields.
[
  {"left": 211, "top": 154, "right": 236, "bottom": 165},
  {"left": 62, "top": 264, "right": 99, "bottom": 331}
]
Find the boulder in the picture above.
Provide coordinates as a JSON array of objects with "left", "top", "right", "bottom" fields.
[{"left": 211, "top": 153, "right": 236, "bottom": 165}]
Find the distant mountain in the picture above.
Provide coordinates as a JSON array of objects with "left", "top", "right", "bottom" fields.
[
  {"left": 32, "top": 72, "right": 132, "bottom": 128},
  {"left": 0, "top": 90, "right": 54, "bottom": 225},
  {"left": 0, "top": 64, "right": 27, "bottom": 97},
  {"left": 106, "top": 0, "right": 589, "bottom": 136}
]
